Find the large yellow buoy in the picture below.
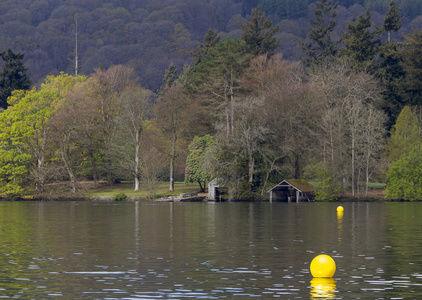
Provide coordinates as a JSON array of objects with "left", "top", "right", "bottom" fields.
[
  {"left": 337, "top": 206, "right": 344, "bottom": 213},
  {"left": 310, "top": 254, "right": 336, "bottom": 278}
]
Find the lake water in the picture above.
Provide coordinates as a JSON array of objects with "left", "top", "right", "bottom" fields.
[{"left": 0, "top": 201, "right": 422, "bottom": 299}]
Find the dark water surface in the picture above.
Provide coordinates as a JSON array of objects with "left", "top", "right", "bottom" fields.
[{"left": 0, "top": 201, "right": 422, "bottom": 299}]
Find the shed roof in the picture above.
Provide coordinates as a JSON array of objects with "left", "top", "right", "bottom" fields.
[{"left": 268, "top": 179, "right": 315, "bottom": 193}]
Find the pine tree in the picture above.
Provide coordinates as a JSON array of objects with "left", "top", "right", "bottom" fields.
[
  {"left": 385, "top": 105, "right": 419, "bottom": 163},
  {"left": 375, "top": 42, "right": 405, "bottom": 125},
  {"left": 401, "top": 28, "right": 422, "bottom": 107},
  {"left": 240, "top": 7, "right": 280, "bottom": 57},
  {"left": 189, "top": 29, "right": 220, "bottom": 66},
  {"left": 300, "top": 0, "right": 339, "bottom": 67},
  {"left": 340, "top": 10, "right": 382, "bottom": 71},
  {"left": 162, "top": 63, "right": 178, "bottom": 90},
  {"left": 0, "top": 49, "right": 32, "bottom": 109},
  {"left": 383, "top": 0, "right": 403, "bottom": 43}
]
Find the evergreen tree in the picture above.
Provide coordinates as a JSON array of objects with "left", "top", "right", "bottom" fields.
[
  {"left": 385, "top": 105, "right": 419, "bottom": 163},
  {"left": 189, "top": 29, "right": 220, "bottom": 66},
  {"left": 340, "top": 10, "right": 382, "bottom": 71},
  {"left": 162, "top": 63, "right": 178, "bottom": 91},
  {"left": 383, "top": 0, "right": 403, "bottom": 43},
  {"left": 300, "top": 0, "right": 339, "bottom": 67},
  {"left": 401, "top": 28, "right": 422, "bottom": 107},
  {"left": 374, "top": 41, "right": 405, "bottom": 126},
  {"left": 0, "top": 49, "right": 32, "bottom": 110},
  {"left": 240, "top": 7, "right": 280, "bottom": 57}
]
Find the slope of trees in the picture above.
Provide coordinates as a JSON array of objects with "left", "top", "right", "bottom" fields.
[
  {"left": 0, "top": 1, "right": 421, "bottom": 200},
  {"left": 0, "top": 0, "right": 420, "bottom": 92}
]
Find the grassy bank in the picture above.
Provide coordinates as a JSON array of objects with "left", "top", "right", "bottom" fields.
[{"left": 85, "top": 181, "right": 200, "bottom": 199}]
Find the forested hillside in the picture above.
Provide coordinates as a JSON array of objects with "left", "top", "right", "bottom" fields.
[
  {"left": 0, "top": 0, "right": 421, "bottom": 201},
  {"left": 0, "top": 0, "right": 420, "bottom": 91}
]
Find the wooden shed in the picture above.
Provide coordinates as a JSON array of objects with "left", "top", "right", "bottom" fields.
[{"left": 268, "top": 179, "right": 314, "bottom": 202}]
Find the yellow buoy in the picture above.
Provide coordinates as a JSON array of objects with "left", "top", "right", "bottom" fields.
[
  {"left": 310, "top": 254, "right": 336, "bottom": 278},
  {"left": 337, "top": 206, "right": 344, "bottom": 212}
]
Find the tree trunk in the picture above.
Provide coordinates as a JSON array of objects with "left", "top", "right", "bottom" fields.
[
  {"left": 61, "top": 133, "right": 77, "bottom": 194},
  {"left": 169, "top": 131, "right": 176, "bottom": 192},
  {"left": 351, "top": 133, "right": 355, "bottom": 196},
  {"left": 134, "top": 144, "right": 140, "bottom": 191}
]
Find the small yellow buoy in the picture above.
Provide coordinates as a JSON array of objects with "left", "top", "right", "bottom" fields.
[
  {"left": 337, "top": 206, "right": 344, "bottom": 212},
  {"left": 310, "top": 254, "right": 336, "bottom": 278}
]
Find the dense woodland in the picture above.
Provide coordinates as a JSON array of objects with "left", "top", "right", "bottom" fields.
[
  {"left": 0, "top": 0, "right": 421, "bottom": 91},
  {"left": 0, "top": 0, "right": 422, "bottom": 200}
]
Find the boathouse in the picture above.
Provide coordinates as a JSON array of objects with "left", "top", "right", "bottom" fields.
[
  {"left": 267, "top": 179, "right": 314, "bottom": 202},
  {"left": 207, "top": 178, "right": 228, "bottom": 201}
]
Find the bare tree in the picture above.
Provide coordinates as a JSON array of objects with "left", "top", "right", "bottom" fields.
[{"left": 115, "top": 87, "right": 154, "bottom": 191}]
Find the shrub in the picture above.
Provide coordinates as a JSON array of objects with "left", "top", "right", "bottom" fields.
[{"left": 113, "top": 192, "right": 127, "bottom": 201}]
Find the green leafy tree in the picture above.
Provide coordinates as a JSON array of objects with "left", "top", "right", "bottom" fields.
[
  {"left": 385, "top": 143, "right": 422, "bottom": 200},
  {"left": 240, "top": 7, "right": 280, "bottom": 57},
  {"left": 0, "top": 73, "right": 85, "bottom": 196},
  {"left": 340, "top": 10, "right": 381, "bottom": 71},
  {"left": 385, "top": 106, "right": 419, "bottom": 163},
  {"left": 300, "top": 0, "right": 339, "bottom": 67},
  {"left": 0, "top": 89, "right": 57, "bottom": 195},
  {"left": 184, "top": 135, "right": 215, "bottom": 192},
  {"left": 304, "top": 162, "right": 339, "bottom": 201},
  {"left": 383, "top": 0, "right": 403, "bottom": 43},
  {"left": 0, "top": 49, "right": 32, "bottom": 109}
]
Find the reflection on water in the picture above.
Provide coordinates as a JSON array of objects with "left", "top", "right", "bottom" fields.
[
  {"left": 337, "top": 211, "right": 343, "bottom": 243},
  {"left": 0, "top": 201, "right": 422, "bottom": 298},
  {"left": 310, "top": 277, "right": 336, "bottom": 298}
]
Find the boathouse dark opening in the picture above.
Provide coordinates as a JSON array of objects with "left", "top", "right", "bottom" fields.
[{"left": 268, "top": 179, "right": 314, "bottom": 202}]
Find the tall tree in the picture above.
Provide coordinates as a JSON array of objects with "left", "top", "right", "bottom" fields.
[
  {"left": 161, "top": 63, "right": 178, "bottom": 91},
  {"left": 385, "top": 105, "right": 419, "bottom": 163},
  {"left": 383, "top": 0, "right": 403, "bottom": 43},
  {"left": 240, "top": 7, "right": 280, "bottom": 57},
  {"left": 115, "top": 87, "right": 154, "bottom": 191},
  {"left": 340, "top": 10, "right": 381, "bottom": 71},
  {"left": 385, "top": 143, "right": 422, "bottom": 201},
  {"left": 300, "top": 0, "right": 340, "bottom": 67},
  {"left": 184, "top": 135, "right": 215, "bottom": 192},
  {"left": 0, "top": 49, "right": 32, "bottom": 110},
  {"left": 375, "top": 42, "right": 405, "bottom": 125},
  {"left": 191, "top": 38, "right": 252, "bottom": 138},
  {"left": 189, "top": 29, "right": 220, "bottom": 66},
  {"left": 401, "top": 28, "right": 422, "bottom": 107},
  {"left": 153, "top": 83, "right": 197, "bottom": 192}
]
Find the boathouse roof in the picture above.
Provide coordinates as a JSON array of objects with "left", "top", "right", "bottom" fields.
[{"left": 268, "top": 179, "right": 315, "bottom": 193}]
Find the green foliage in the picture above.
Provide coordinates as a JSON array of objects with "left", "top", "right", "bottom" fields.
[
  {"left": 300, "top": 0, "right": 340, "bottom": 67},
  {"left": 260, "top": 0, "right": 308, "bottom": 20},
  {"left": 304, "top": 162, "right": 339, "bottom": 201},
  {"left": 374, "top": 42, "right": 405, "bottom": 123},
  {"left": 385, "top": 106, "right": 419, "bottom": 163},
  {"left": 0, "top": 49, "right": 32, "bottom": 109},
  {"left": 113, "top": 192, "right": 128, "bottom": 201},
  {"left": 240, "top": 7, "right": 281, "bottom": 56},
  {"left": 401, "top": 28, "right": 422, "bottom": 107},
  {"left": 184, "top": 135, "right": 215, "bottom": 191},
  {"left": 340, "top": 10, "right": 382, "bottom": 71},
  {"left": 383, "top": 0, "right": 403, "bottom": 42},
  {"left": 385, "top": 142, "right": 422, "bottom": 200},
  {"left": 189, "top": 29, "right": 221, "bottom": 66}
]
